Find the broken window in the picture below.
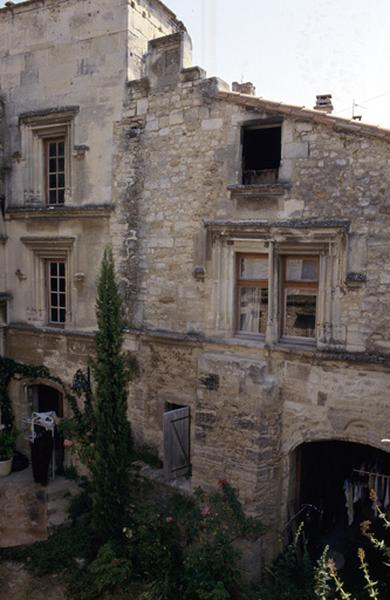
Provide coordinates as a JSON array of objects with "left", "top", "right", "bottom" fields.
[
  {"left": 237, "top": 254, "right": 268, "bottom": 335},
  {"left": 242, "top": 124, "right": 282, "bottom": 184},
  {"left": 283, "top": 256, "right": 319, "bottom": 339}
]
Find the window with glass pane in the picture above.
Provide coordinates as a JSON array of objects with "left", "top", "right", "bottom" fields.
[
  {"left": 283, "top": 256, "right": 319, "bottom": 338},
  {"left": 48, "top": 261, "right": 66, "bottom": 324},
  {"left": 46, "top": 139, "right": 65, "bottom": 205},
  {"left": 237, "top": 254, "right": 268, "bottom": 335}
]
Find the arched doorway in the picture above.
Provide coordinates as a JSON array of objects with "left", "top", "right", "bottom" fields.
[
  {"left": 289, "top": 440, "right": 390, "bottom": 586},
  {"left": 29, "top": 384, "right": 63, "bottom": 417},
  {"left": 27, "top": 384, "right": 64, "bottom": 476}
]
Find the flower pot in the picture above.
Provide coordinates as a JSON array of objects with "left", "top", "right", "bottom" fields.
[{"left": 0, "top": 458, "right": 12, "bottom": 477}]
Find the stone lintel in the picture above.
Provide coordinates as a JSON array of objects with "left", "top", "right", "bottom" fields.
[{"left": 18, "top": 106, "right": 79, "bottom": 125}]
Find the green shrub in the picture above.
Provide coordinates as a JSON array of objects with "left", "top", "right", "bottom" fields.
[
  {"left": 131, "top": 481, "right": 264, "bottom": 600},
  {"left": 0, "top": 521, "right": 95, "bottom": 577},
  {"left": 68, "top": 490, "right": 93, "bottom": 521},
  {"left": 0, "top": 427, "right": 17, "bottom": 461}
]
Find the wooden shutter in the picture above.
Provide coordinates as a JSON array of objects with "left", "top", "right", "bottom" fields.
[{"left": 163, "top": 406, "right": 190, "bottom": 480}]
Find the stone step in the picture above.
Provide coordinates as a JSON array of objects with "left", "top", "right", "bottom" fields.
[{"left": 46, "top": 478, "right": 80, "bottom": 502}]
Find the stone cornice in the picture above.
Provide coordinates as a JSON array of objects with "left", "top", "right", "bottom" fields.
[
  {"left": 204, "top": 218, "right": 350, "bottom": 235},
  {"left": 125, "top": 326, "right": 390, "bottom": 369},
  {"left": 5, "top": 204, "right": 113, "bottom": 220}
]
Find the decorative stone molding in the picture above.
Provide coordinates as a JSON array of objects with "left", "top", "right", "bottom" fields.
[
  {"left": 15, "top": 269, "right": 27, "bottom": 281},
  {"left": 204, "top": 219, "right": 348, "bottom": 350},
  {"left": 5, "top": 204, "right": 112, "bottom": 220},
  {"left": 73, "top": 272, "right": 86, "bottom": 284},
  {"left": 192, "top": 266, "right": 206, "bottom": 281},
  {"left": 20, "top": 236, "right": 75, "bottom": 326},
  {"left": 19, "top": 107, "right": 78, "bottom": 206},
  {"left": 72, "top": 145, "right": 89, "bottom": 159},
  {"left": 346, "top": 272, "right": 367, "bottom": 287}
]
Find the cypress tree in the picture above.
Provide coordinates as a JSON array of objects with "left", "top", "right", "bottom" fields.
[{"left": 92, "top": 246, "right": 132, "bottom": 541}]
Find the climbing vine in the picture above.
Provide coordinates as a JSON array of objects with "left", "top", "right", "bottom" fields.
[{"left": 0, "top": 356, "right": 62, "bottom": 430}]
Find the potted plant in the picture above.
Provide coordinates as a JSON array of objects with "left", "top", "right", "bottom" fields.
[{"left": 0, "top": 425, "right": 17, "bottom": 477}]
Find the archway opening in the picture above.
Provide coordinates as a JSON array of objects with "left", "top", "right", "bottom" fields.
[
  {"left": 29, "top": 384, "right": 63, "bottom": 417},
  {"left": 290, "top": 440, "right": 390, "bottom": 590},
  {"left": 28, "top": 384, "right": 64, "bottom": 476}
]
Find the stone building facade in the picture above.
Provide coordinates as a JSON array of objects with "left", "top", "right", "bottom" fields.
[{"left": 1, "top": 0, "right": 390, "bottom": 561}]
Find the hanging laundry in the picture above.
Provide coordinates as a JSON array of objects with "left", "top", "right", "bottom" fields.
[
  {"left": 385, "top": 479, "right": 390, "bottom": 510},
  {"left": 344, "top": 480, "right": 354, "bottom": 526}
]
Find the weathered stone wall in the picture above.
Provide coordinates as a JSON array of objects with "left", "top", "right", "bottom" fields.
[
  {"left": 2, "top": 6, "right": 390, "bottom": 563},
  {"left": 0, "top": 0, "right": 180, "bottom": 330},
  {"left": 115, "top": 35, "right": 390, "bottom": 355},
  {"left": 0, "top": 0, "right": 180, "bottom": 209},
  {"left": 110, "top": 32, "right": 390, "bottom": 555}
]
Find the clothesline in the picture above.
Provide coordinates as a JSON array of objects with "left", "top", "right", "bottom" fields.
[{"left": 353, "top": 469, "right": 390, "bottom": 481}]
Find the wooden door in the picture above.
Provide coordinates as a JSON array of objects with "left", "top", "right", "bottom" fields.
[{"left": 163, "top": 406, "right": 191, "bottom": 480}]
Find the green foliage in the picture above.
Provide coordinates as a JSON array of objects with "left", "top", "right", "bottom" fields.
[
  {"left": 258, "top": 525, "right": 316, "bottom": 600},
  {"left": 63, "top": 464, "right": 80, "bottom": 481},
  {"left": 0, "top": 427, "right": 16, "bottom": 460},
  {"left": 1, "top": 480, "right": 263, "bottom": 600},
  {"left": 91, "top": 246, "right": 133, "bottom": 542},
  {"left": 0, "top": 357, "right": 61, "bottom": 430},
  {"left": 68, "top": 542, "right": 133, "bottom": 600},
  {"left": 132, "top": 443, "right": 163, "bottom": 469},
  {"left": 60, "top": 249, "right": 135, "bottom": 543},
  {"left": 131, "top": 481, "right": 264, "bottom": 600},
  {"left": 59, "top": 369, "right": 97, "bottom": 469},
  {"left": 314, "top": 546, "right": 332, "bottom": 600},
  {"left": 0, "top": 520, "right": 95, "bottom": 577},
  {"left": 68, "top": 489, "right": 93, "bottom": 522}
]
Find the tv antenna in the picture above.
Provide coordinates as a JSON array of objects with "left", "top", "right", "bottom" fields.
[{"left": 352, "top": 98, "right": 366, "bottom": 121}]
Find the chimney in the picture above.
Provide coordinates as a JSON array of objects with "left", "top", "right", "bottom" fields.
[
  {"left": 314, "top": 94, "right": 333, "bottom": 113},
  {"left": 146, "top": 32, "right": 192, "bottom": 89},
  {"left": 232, "top": 81, "right": 256, "bottom": 96}
]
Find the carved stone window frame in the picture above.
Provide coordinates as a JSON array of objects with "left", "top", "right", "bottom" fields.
[
  {"left": 21, "top": 237, "right": 75, "bottom": 327},
  {"left": 19, "top": 108, "right": 78, "bottom": 206},
  {"left": 205, "top": 221, "right": 348, "bottom": 350}
]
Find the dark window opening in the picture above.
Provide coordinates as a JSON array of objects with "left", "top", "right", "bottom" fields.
[{"left": 242, "top": 125, "right": 281, "bottom": 184}]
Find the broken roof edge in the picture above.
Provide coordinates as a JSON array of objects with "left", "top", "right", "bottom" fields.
[
  {"left": 0, "top": 0, "right": 186, "bottom": 31},
  {"left": 216, "top": 90, "right": 390, "bottom": 142}
]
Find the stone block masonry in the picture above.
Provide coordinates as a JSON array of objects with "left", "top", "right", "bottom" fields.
[{"left": 2, "top": 1, "right": 390, "bottom": 565}]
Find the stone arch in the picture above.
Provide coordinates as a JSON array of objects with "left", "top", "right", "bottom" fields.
[{"left": 282, "top": 435, "right": 390, "bottom": 549}]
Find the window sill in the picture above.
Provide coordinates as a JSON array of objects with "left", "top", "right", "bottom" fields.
[
  {"left": 227, "top": 183, "right": 290, "bottom": 201},
  {"left": 5, "top": 204, "right": 113, "bottom": 220}
]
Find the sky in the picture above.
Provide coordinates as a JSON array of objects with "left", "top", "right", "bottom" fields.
[{"left": 1, "top": 0, "right": 390, "bottom": 127}]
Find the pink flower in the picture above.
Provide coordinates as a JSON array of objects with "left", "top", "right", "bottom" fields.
[
  {"left": 201, "top": 504, "right": 211, "bottom": 517},
  {"left": 166, "top": 516, "right": 173, "bottom": 524},
  {"left": 63, "top": 439, "right": 73, "bottom": 448},
  {"left": 86, "top": 431, "right": 92, "bottom": 438},
  {"left": 90, "top": 442, "right": 96, "bottom": 449}
]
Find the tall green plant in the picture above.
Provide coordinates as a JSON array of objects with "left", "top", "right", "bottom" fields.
[{"left": 91, "top": 246, "right": 132, "bottom": 541}]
